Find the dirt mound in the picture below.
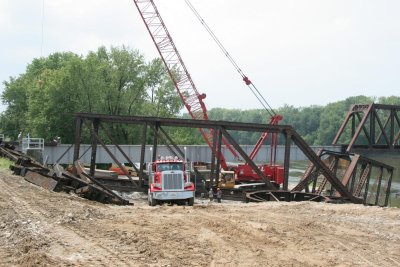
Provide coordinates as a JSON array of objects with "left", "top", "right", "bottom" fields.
[{"left": 0, "top": 169, "right": 399, "bottom": 266}]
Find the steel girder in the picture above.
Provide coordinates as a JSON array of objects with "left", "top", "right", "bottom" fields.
[{"left": 333, "top": 103, "right": 400, "bottom": 152}]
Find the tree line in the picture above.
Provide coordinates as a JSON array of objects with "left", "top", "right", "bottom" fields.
[
  {"left": 1, "top": 46, "right": 182, "bottom": 144},
  {"left": 1, "top": 46, "right": 399, "bottom": 146},
  {"left": 207, "top": 95, "right": 400, "bottom": 145}
]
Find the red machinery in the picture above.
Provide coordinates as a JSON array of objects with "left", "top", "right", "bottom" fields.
[
  {"left": 132, "top": 0, "right": 283, "bottom": 186},
  {"left": 234, "top": 115, "right": 284, "bottom": 185}
]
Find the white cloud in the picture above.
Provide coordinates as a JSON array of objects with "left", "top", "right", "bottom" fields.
[{"left": 1, "top": 0, "right": 400, "bottom": 114}]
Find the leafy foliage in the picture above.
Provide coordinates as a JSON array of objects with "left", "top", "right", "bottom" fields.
[
  {"left": 1, "top": 46, "right": 399, "bottom": 146},
  {"left": 0, "top": 157, "right": 13, "bottom": 170},
  {"left": 203, "top": 95, "right": 400, "bottom": 145},
  {"left": 1, "top": 47, "right": 181, "bottom": 144}
]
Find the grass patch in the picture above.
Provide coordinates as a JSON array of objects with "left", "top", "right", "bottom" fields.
[
  {"left": 389, "top": 196, "right": 400, "bottom": 208},
  {"left": 0, "top": 157, "right": 13, "bottom": 170}
]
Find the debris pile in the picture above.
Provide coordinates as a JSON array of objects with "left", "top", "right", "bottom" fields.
[{"left": 0, "top": 146, "right": 130, "bottom": 205}]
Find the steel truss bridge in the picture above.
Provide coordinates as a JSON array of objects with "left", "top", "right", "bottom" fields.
[
  {"left": 333, "top": 103, "right": 400, "bottom": 153},
  {"left": 72, "top": 113, "right": 394, "bottom": 206}
]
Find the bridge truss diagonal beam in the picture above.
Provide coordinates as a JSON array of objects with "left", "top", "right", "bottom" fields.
[{"left": 333, "top": 103, "right": 400, "bottom": 152}]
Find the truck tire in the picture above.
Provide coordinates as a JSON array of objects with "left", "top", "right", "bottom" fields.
[
  {"left": 188, "top": 197, "right": 194, "bottom": 206},
  {"left": 148, "top": 194, "right": 158, "bottom": 206}
]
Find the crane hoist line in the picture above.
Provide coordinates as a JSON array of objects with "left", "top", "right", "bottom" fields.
[
  {"left": 184, "top": 0, "right": 276, "bottom": 118},
  {"left": 132, "top": 0, "right": 284, "bottom": 187},
  {"left": 183, "top": 0, "right": 284, "bottom": 169}
]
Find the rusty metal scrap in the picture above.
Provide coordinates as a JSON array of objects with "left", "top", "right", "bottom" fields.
[
  {"left": 24, "top": 170, "right": 59, "bottom": 191},
  {"left": 0, "top": 145, "right": 131, "bottom": 205}
]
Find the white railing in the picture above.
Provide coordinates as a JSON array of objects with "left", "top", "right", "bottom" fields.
[{"left": 21, "top": 138, "right": 44, "bottom": 153}]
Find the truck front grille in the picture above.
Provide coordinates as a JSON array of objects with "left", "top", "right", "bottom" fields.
[{"left": 163, "top": 172, "right": 183, "bottom": 190}]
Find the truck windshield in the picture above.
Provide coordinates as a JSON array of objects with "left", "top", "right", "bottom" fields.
[{"left": 157, "top": 163, "right": 182, "bottom": 172}]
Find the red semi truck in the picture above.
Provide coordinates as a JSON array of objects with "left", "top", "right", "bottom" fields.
[{"left": 147, "top": 156, "right": 195, "bottom": 206}]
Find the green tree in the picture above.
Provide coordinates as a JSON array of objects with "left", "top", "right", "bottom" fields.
[
  {"left": 378, "top": 96, "right": 400, "bottom": 105},
  {"left": 316, "top": 96, "right": 374, "bottom": 145},
  {"left": 1, "top": 46, "right": 181, "bottom": 144},
  {"left": 1, "top": 52, "right": 79, "bottom": 140},
  {"left": 1, "top": 76, "right": 29, "bottom": 139}
]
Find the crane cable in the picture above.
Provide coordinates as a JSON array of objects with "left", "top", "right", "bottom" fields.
[{"left": 184, "top": 0, "right": 276, "bottom": 117}]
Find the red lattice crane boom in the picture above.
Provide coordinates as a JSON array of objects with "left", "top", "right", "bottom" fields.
[{"left": 132, "top": 0, "right": 239, "bottom": 170}]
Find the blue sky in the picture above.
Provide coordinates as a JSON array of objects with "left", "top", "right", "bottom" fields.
[{"left": 1, "top": 0, "right": 399, "bottom": 113}]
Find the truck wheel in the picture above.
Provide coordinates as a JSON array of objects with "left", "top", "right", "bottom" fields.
[
  {"left": 188, "top": 197, "right": 194, "bottom": 206},
  {"left": 148, "top": 194, "right": 157, "bottom": 206}
]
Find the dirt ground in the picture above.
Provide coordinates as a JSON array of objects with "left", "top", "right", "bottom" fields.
[{"left": 0, "top": 169, "right": 400, "bottom": 267}]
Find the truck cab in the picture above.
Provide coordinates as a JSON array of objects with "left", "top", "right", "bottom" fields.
[{"left": 147, "top": 156, "right": 195, "bottom": 206}]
